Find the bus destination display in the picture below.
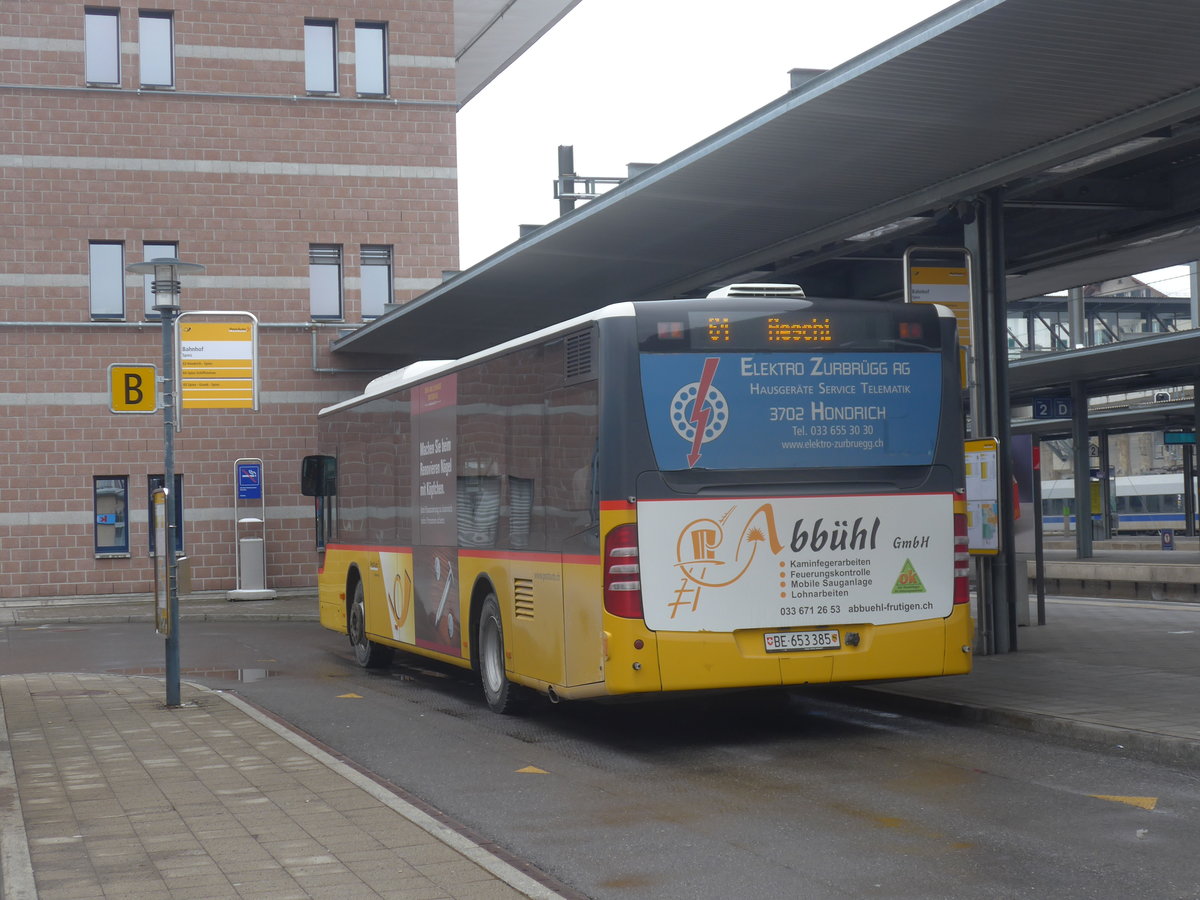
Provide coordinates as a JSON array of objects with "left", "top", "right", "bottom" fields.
[
  {"left": 695, "top": 313, "right": 833, "bottom": 345},
  {"left": 645, "top": 308, "right": 936, "bottom": 351}
]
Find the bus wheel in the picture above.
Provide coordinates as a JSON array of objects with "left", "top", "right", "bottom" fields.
[
  {"left": 349, "top": 581, "right": 392, "bottom": 669},
  {"left": 478, "top": 592, "right": 521, "bottom": 714}
]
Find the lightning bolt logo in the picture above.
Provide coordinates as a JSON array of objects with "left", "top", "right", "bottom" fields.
[{"left": 687, "top": 357, "right": 721, "bottom": 468}]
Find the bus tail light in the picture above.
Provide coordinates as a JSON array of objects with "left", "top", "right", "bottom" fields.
[
  {"left": 604, "top": 523, "right": 644, "bottom": 618},
  {"left": 953, "top": 495, "right": 970, "bottom": 604}
]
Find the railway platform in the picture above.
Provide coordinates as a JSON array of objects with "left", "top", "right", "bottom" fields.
[{"left": 1037, "top": 540, "right": 1200, "bottom": 601}]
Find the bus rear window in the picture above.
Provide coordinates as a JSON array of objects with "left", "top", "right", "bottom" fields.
[{"left": 640, "top": 351, "right": 942, "bottom": 470}]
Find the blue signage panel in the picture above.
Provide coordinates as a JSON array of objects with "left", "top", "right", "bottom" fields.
[
  {"left": 1032, "top": 395, "right": 1072, "bottom": 419},
  {"left": 639, "top": 352, "right": 942, "bottom": 470},
  {"left": 237, "top": 463, "right": 263, "bottom": 500}
]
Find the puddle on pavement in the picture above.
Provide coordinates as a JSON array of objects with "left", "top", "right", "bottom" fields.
[{"left": 107, "top": 666, "right": 279, "bottom": 683}]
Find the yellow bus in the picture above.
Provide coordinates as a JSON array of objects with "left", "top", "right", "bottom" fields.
[{"left": 302, "top": 285, "right": 971, "bottom": 712}]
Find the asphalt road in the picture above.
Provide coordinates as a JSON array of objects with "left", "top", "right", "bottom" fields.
[{"left": 3, "top": 619, "right": 1197, "bottom": 899}]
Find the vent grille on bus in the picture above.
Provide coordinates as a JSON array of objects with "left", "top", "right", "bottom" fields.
[
  {"left": 513, "top": 577, "right": 535, "bottom": 619},
  {"left": 705, "top": 283, "right": 806, "bottom": 299},
  {"left": 564, "top": 329, "right": 594, "bottom": 382}
]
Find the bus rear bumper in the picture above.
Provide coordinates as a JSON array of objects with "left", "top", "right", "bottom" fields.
[{"left": 605, "top": 605, "right": 973, "bottom": 694}]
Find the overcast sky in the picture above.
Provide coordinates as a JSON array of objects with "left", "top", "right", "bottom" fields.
[{"left": 455, "top": 0, "right": 1191, "bottom": 295}]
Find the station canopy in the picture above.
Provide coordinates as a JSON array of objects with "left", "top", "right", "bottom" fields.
[
  {"left": 343, "top": 0, "right": 1200, "bottom": 365},
  {"left": 455, "top": 0, "right": 580, "bottom": 104}
]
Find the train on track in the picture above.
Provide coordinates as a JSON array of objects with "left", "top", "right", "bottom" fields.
[{"left": 1041, "top": 473, "right": 1196, "bottom": 533}]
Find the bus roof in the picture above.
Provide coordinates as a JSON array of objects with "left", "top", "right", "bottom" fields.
[
  {"left": 319, "top": 296, "right": 957, "bottom": 416},
  {"left": 319, "top": 301, "right": 638, "bottom": 415}
]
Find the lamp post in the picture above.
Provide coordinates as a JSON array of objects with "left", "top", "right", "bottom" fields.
[{"left": 125, "top": 257, "right": 205, "bottom": 707}]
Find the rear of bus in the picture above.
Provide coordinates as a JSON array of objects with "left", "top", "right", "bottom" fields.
[{"left": 596, "top": 290, "right": 971, "bottom": 696}]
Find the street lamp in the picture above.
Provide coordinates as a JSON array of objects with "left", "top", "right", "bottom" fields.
[{"left": 125, "top": 257, "right": 205, "bottom": 707}]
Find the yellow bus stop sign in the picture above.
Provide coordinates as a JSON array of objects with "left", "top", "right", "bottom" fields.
[
  {"left": 109, "top": 364, "right": 158, "bottom": 413},
  {"left": 178, "top": 320, "right": 256, "bottom": 409}
]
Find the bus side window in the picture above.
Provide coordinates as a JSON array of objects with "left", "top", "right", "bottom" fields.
[
  {"left": 505, "top": 343, "right": 546, "bottom": 550},
  {"left": 544, "top": 381, "right": 599, "bottom": 540},
  {"left": 509, "top": 476, "right": 534, "bottom": 549},
  {"left": 457, "top": 473, "right": 501, "bottom": 548}
]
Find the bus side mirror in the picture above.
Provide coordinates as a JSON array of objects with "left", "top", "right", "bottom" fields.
[{"left": 301, "top": 455, "right": 337, "bottom": 497}]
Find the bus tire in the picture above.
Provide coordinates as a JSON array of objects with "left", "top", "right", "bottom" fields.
[
  {"left": 349, "top": 580, "right": 393, "bottom": 669},
  {"left": 478, "top": 592, "right": 521, "bottom": 714}
]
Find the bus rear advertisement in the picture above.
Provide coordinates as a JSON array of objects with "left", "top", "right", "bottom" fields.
[{"left": 303, "top": 287, "right": 972, "bottom": 713}]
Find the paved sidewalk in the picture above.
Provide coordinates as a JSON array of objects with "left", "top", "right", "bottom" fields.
[
  {"left": 0, "top": 589, "right": 318, "bottom": 628},
  {"left": 854, "top": 595, "right": 1200, "bottom": 765},
  {"left": 0, "top": 672, "right": 564, "bottom": 900}
]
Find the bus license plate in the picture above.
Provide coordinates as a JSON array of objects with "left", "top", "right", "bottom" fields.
[{"left": 764, "top": 630, "right": 840, "bottom": 653}]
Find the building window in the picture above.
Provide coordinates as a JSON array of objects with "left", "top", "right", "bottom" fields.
[
  {"left": 148, "top": 474, "right": 184, "bottom": 555},
  {"left": 355, "top": 22, "right": 387, "bottom": 95},
  {"left": 138, "top": 11, "right": 174, "bottom": 87},
  {"left": 309, "top": 245, "right": 343, "bottom": 319},
  {"left": 304, "top": 19, "right": 337, "bottom": 93},
  {"left": 89, "top": 241, "right": 124, "bottom": 319},
  {"left": 84, "top": 8, "right": 120, "bottom": 85},
  {"left": 360, "top": 245, "right": 392, "bottom": 319},
  {"left": 94, "top": 476, "right": 129, "bottom": 556},
  {"left": 142, "top": 241, "right": 177, "bottom": 318}
]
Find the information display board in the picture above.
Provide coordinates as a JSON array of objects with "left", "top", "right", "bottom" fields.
[
  {"left": 965, "top": 437, "right": 1000, "bottom": 554},
  {"left": 178, "top": 319, "right": 256, "bottom": 409},
  {"left": 909, "top": 266, "right": 971, "bottom": 346}
]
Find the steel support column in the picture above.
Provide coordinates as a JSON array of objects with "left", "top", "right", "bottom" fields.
[
  {"left": 1098, "top": 434, "right": 1112, "bottom": 538},
  {"left": 1190, "top": 372, "right": 1200, "bottom": 537},
  {"left": 1068, "top": 286, "right": 1085, "bottom": 349},
  {"left": 966, "top": 190, "right": 1017, "bottom": 653},
  {"left": 1190, "top": 263, "right": 1199, "bottom": 330},
  {"left": 1184, "top": 443, "right": 1196, "bottom": 539},
  {"left": 1071, "top": 379, "right": 1094, "bottom": 558}
]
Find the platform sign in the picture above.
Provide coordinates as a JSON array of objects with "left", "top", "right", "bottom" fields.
[
  {"left": 910, "top": 266, "right": 971, "bottom": 347},
  {"left": 178, "top": 320, "right": 256, "bottom": 409},
  {"left": 237, "top": 462, "right": 263, "bottom": 500},
  {"left": 1164, "top": 429, "right": 1195, "bottom": 445},
  {"left": 108, "top": 363, "right": 157, "bottom": 413},
  {"left": 1032, "top": 395, "right": 1072, "bottom": 419}
]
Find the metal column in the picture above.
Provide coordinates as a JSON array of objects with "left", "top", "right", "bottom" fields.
[
  {"left": 1191, "top": 373, "right": 1200, "bottom": 537},
  {"left": 1071, "top": 380, "right": 1093, "bottom": 558},
  {"left": 1098, "top": 434, "right": 1112, "bottom": 538},
  {"left": 1068, "top": 286, "right": 1085, "bottom": 349},
  {"left": 558, "top": 145, "right": 576, "bottom": 216},
  {"left": 965, "top": 190, "right": 1017, "bottom": 653},
  {"left": 1184, "top": 435, "right": 1197, "bottom": 538},
  {"left": 161, "top": 303, "right": 181, "bottom": 705}
]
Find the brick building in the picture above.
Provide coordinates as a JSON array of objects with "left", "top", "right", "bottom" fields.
[{"left": 1, "top": 1, "right": 465, "bottom": 598}]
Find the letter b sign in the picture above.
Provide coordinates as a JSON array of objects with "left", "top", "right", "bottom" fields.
[{"left": 109, "top": 364, "right": 158, "bottom": 413}]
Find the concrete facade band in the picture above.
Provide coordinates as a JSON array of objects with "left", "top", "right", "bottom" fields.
[{"left": 1, "top": 1, "right": 458, "bottom": 599}]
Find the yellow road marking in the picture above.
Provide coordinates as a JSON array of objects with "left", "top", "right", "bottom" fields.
[
  {"left": 516, "top": 765, "right": 549, "bottom": 774},
  {"left": 337, "top": 692, "right": 363, "bottom": 699},
  {"left": 1090, "top": 794, "right": 1157, "bottom": 810}
]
